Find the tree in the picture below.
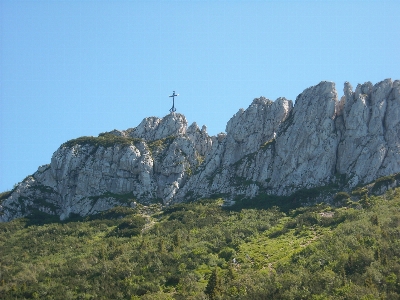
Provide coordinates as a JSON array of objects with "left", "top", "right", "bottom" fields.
[{"left": 205, "top": 268, "right": 222, "bottom": 300}]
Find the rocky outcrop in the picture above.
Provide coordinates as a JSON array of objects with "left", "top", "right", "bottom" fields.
[
  {"left": 176, "top": 79, "right": 400, "bottom": 200},
  {"left": 176, "top": 96, "right": 293, "bottom": 199},
  {"left": 0, "top": 113, "right": 212, "bottom": 221},
  {"left": 336, "top": 79, "right": 400, "bottom": 187},
  {"left": 1, "top": 79, "right": 400, "bottom": 221},
  {"left": 270, "top": 82, "right": 339, "bottom": 194}
]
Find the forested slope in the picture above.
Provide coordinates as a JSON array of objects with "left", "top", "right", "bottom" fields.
[{"left": 1, "top": 184, "right": 400, "bottom": 299}]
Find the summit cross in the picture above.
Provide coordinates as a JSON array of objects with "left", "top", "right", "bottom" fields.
[{"left": 169, "top": 91, "right": 179, "bottom": 113}]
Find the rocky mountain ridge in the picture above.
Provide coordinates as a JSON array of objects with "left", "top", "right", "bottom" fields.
[{"left": 1, "top": 78, "right": 400, "bottom": 221}]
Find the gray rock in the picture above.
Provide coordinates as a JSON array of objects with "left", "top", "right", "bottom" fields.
[
  {"left": 2, "top": 79, "right": 400, "bottom": 222},
  {"left": 130, "top": 113, "right": 188, "bottom": 141},
  {"left": 336, "top": 79, "right": 397, "bottom": 187}
]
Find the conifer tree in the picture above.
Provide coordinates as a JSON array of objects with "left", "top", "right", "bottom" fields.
[{"left": 205, "top": 267, "right": 221, "bottom": 300}]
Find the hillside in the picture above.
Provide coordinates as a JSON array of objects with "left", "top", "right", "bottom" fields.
[
  {"left": 1, "top": 78, "right": 400, "bottom": 222},
  {"left": 1, "top": 182, "right": 400, "bottom": 299}
]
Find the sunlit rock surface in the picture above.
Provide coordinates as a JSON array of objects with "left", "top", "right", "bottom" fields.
[{"left": 1, "top": 79, "right": 400, "bottom": 221}]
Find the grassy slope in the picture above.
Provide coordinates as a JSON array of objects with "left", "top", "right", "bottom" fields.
[{"left": 1, "top": 188, "right": 400, "bottom": 299}]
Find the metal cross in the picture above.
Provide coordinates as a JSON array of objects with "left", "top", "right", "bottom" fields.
[{"left": 169, "top": 91, "right": 179, "bottom": 113}]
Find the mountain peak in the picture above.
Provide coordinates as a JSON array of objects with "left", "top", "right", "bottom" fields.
[{"left": 1, "top": 79, "right": 400, "bottom": 221}]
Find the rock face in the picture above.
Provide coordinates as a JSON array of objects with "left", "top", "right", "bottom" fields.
[
  {"left": 336, "top": 79, "right": 400, "bottom": 187},
  {"left": 0, "top": 114, "right": 212, "bottom": 221},
  {"left": 1, "top": 79, "right": 400, "bottom": 221}
]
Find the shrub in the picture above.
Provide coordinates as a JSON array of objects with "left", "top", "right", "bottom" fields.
[
  {"left": 372, "top": 175, "right": 396, "bottom": 193},
  {"left": 0, "top": 190, "right": 12, "bottom": 204},
  {"left": 334, "top": 192, "right": 351, "bottom": 204},
  {"left": 62, "top": 133, "right": 142, "bottom": 148},
  {"left": 218, "top": 247, "right": 236, "bottom": 261},
  {"left": 109, "top": 215, "right": 146, "bottom": 237},
  {"left": 352, "top": 188, "right": 368, "bottom": 197}
]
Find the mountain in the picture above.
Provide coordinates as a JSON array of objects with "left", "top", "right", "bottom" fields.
[{"left": 1, "top": 79, "right": 400, "bottom": 222}]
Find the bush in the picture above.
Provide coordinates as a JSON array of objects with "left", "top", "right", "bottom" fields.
[
  {"left": 334, "top": 192, "right": 351, "bottom": 204},
  {"left": 352, "top": 188, "right": 368, "bottom": 197},
  {"left": 97, "top": 206, "right": 136, "bottom": 219},
  {"left": 0, "top": 190, "right": 12, "bottom": 201},
  {"left": 109, "top": 215, "right": 146, "bottom": 237},
  {"left": 62, "top": 134, "right": 142, "bottom": 148},
  {"left": 218, "top": 247, "right": 236, "bottom": 261},
  {"left": 372, "top": 175, "right": 396, "bottom": 193}
]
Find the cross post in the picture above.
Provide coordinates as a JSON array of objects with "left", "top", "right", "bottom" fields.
[{"left": 169, "top": 91, "right": 179, "bottom": 113}]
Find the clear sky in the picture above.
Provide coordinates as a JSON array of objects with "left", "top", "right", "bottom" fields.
[{"left": 1, "top": 0, "right": 399, "bottom": 192}]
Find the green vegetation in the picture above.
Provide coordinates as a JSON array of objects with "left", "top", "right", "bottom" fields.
[
  {"left": 372, "top": 174, "right": 399, "bottom": 193},
  {"left": 231, "top": 151, "right": 258, "bottom": 168},
  {"left": 279, "top": 110, "right": 295, "bottom": 134},
  {"left": 231, "top": 176, "right": 259, "bottom": 187},
  {"left": 352, "top": 187, "right": 369, "bottom": 197},
  {"left": 231, "top": 183, "right": 339, "bottom": 213},
  {"left": 62, "top": 133, "right": 143, "bottom": 149},
  {"left": 260, "top": 138, "right": 276, "bottom": 150},
  {"left": 30, "top": 185, "right": 57, "bottom": 194},
  {"left": 0, "top": 190, "right": 12, "bottom": 205},
  {"left": 333, "top": 191, "right": 351, "bottom": 204},
  {"left": 148, "top": 135, "right": 175, "bottom": 150},
  {"left": 88, "top": 192, "right": 136, "bottom": 205},
  {"left": 147, "top": 136, "right": 175, "bottom": 158},
  {"left": 2, "top": 186, "right": 400, "bottom": 298}
]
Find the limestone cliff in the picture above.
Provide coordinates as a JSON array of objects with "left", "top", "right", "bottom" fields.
[{"left": 1, "top": 79, "right": 399, "bottom": 221}]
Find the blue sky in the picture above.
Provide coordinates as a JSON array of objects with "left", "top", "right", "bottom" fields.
[{"left": 1, "top": 0, "right": 399, "bottom": 192}]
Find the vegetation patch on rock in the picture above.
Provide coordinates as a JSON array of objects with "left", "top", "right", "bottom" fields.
[{"left": 62, "top": 133, "right": 143, "bottom": 149}]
